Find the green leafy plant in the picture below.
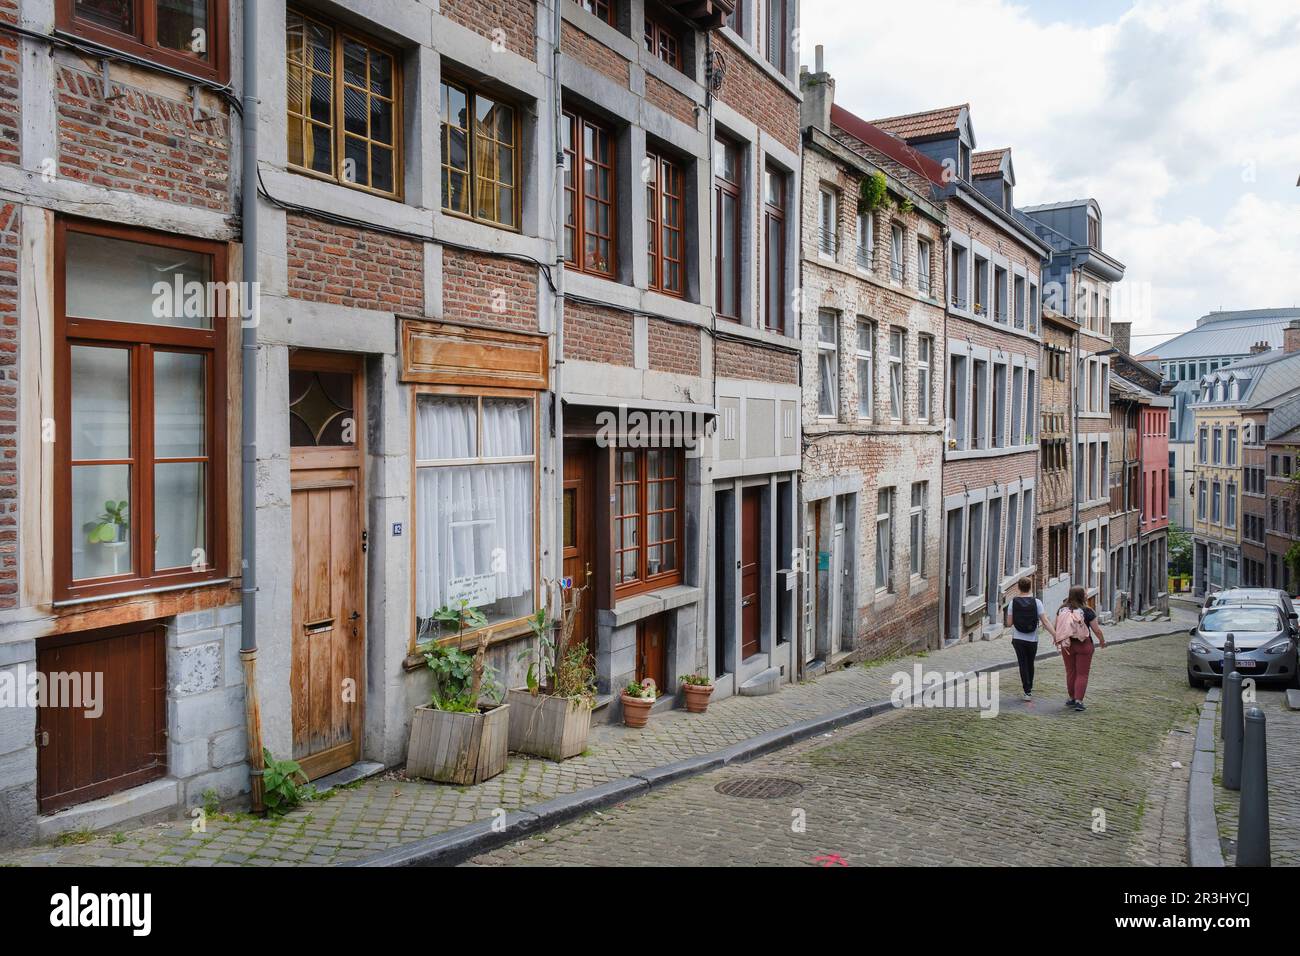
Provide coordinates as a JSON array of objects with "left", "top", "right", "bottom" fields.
[
  {"left": 680, "top": 673, "right": 712, "bottom": 687},
  {"left": 1286, "top": 541, "right": 1300, "bottom": 586},
  {"left": 424, "top": 638, "right": 502, "bottom": 711},
  {"left": 858, "top": 170, "right": 888, "bottom": 214},
  {"left": 84, "top": 499, "right": 128, "bottom": 544},
  {"left": 624, "top": 678, "right": 657, "bottom": 700},
  {"left": 1167, "top": 527, "right": 1193, "bottom": 577},
  {"left": 202, "top": 787, "right": 220, "bottom": 818},
  {"left": 514, "top": 576, "right": 597, "bottom": 704},
  {"left": 899, "top": 196, "right": 914, "bottom": 215},
  {"left": 261, "top": 749, "right": 315, "bottom": 816}
]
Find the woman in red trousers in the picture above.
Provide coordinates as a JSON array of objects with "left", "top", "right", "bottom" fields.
[{"left": 1052, "top": 586, "right": 1107, "bottom": 711}]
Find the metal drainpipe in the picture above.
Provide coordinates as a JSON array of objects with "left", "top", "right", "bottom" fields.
[
  {"left": 937, "top": 224, "right": 950, "bottom": 645},
  {"left": 239, "top": 0, "right": 265, "bottom": 814},
  {"left": 551, "top": 0, "right": 566, "bottom": 636},
  {"left": 1069, "top": 262, "right": 1080, "bottom": 591}
]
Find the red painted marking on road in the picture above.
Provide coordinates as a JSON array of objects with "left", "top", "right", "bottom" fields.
[{"left": 812, "top": 853, "right": 848, "bottom": 867}]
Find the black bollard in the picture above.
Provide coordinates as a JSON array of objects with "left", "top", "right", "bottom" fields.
[
  {"left": 1237, "top": 706, "right": 1270, "bottom": 867},
  {"left": 1223, "top": 670, "right": 1244, "bottom": 791}
]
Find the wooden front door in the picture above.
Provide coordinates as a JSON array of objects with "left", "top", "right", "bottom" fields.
[
  {"left": 36, "top": 623, "right": 167, "bottom": 814},
  {"left": 562, "top": 440, "right": 595, "bottom": 658},
  {"left": 740, "top": 486, "right": 762, "bottom": 660},
  {"left": 636, "top": 613, "right": 667, "bottom": 690},
  {"left": 289, "top": 353, "right": 365, "bottom": 780}
]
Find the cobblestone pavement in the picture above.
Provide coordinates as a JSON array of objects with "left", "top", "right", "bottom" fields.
[
  {"left": 1214, "top": 686, "right": 1300, "bottom": 866},
  {"left": 469, "top": 634, "right": 1201, "bottom": 867},
  {"left": 0, "top": 610, "right": 1193, "bottom": 867}
]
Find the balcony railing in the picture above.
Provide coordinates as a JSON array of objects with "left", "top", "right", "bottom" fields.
[
  {"left": 918, "top": 273, "right": 931, "bottom": 296},
  {"left": 855, "top": 246, "right": 872, "bottom": 270},
  {"left": 818, "top": 230, "right": 838, "bottom": 257},
  {"left": 890, "top": 262, "right": 904, "bottom": 283},
  {"left": 1014, "top": 311, "right": 1025, "bottom": 329},
  {"left": 951, "top": 292, "right": 967, "bottom": 309}
]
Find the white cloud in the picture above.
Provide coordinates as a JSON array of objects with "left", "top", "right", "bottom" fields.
[{"left": 801, "top": 0, "right": 1300, "bottom": 339}]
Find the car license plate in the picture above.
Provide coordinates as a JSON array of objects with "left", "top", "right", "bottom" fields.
[{"left": 1235, "top": 659, "right": 1258, "bottom": 670}]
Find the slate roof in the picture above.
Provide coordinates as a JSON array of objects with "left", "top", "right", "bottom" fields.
[
  {"left": 829, "top": 103, "right": 948, "bottom": 189},
  {"left": 1140, "top": 309, "right": 1300, "bottom": 360}
]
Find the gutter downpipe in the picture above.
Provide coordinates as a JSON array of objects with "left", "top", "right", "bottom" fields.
[
  {"left": 239, "top": 0, "right": 265, "bottom": 813},
  {"left": 551, "top": 0, "right": 566, "bottom": 636}
]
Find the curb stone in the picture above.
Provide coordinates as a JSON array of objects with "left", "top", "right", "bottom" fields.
[
  {"left": 353, "top": 626, "right": 1190, "bottom": 867},
  {"left": 1187, "top": 689, "right": 1226, "bottom": 867}
]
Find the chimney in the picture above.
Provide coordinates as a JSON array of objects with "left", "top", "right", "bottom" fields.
[
  {"left": 1249, "top": 340, "right": 1270, "bottom": 354},
  {"left": 1285, "top": 319, "right": 1300, "bottom": 354},
  {"left": 1111, "top": 320, "right": 1131, "bottom": 354},
  {"left": 799, "top": 45, "right": 835, "bottom": 133}
]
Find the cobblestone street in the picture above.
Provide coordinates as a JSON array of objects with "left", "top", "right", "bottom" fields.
[
  {"left": 470, "top": 633, "right": 1201, "bottom": 867},
  {"left": 0, "top": 612, "right": 1192, "bottom": 867}
]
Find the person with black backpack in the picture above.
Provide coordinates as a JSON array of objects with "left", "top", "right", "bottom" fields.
[{"left": 1004, "top": 577, "right": 1056, "bottom": 701}]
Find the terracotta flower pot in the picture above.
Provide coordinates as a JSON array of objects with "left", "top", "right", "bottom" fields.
[
  {"left": 620, "top": 693, "right": 654, "bottom": 728},
  {"left": 681, "top": 682, "right": 714, "bottom": 714}
]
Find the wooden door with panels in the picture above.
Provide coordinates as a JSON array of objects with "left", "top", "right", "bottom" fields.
[{"left": 288, "top": 352, "right": 366, "bottom": 779}]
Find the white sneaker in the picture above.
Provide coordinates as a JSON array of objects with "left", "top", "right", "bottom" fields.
[{"left": 1021, "top": 691, "right": 1032, "bottom": 701}]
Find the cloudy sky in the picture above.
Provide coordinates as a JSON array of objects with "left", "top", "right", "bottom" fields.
[{"left": 799, "top": 0, "right": 1300, "bottom": 352}]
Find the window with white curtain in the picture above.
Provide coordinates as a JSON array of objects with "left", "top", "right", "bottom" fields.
[
  {"left": 876, "top": 487, "right": 894, "bottom": 592},
  {"left": 856, "top": 318, "right": 873, "bottom": 420},
  {"left": 909, "top": 482, "right": 926, "bottom": 577},
  {"left": 818, "top": 310, "right": 839, "bottom": 418},
  {"left": 414, "top": 393, "right": 536, "bottom": 633},
  {"left": 916, "top": 334, "right": 931, "bottom": 423},
  {"left": 888, "top": 326, "right": 904, "bottom": 420}
]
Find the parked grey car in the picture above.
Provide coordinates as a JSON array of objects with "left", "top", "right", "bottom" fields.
[
  {"left": 1187, "top": 603, "right": 1298, "bottom": 688},
  {"left": 1204, "top": 587, "right": 1298, "bottom": 625}
]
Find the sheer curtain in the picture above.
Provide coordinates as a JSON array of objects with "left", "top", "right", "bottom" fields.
[{"left": 414, "top": 396, "right": 534, "bottom": 623}]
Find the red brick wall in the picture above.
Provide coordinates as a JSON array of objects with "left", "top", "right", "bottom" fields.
[
  {"left": 565, "top": 302, "right": 632, "bottom": 365},
  {"left": 56, "top": 66, "right": 230, "bottom": 212},
  {"left": 716, "top": 338, "right": 798, "bottom": 384},
  {"left": 441, "top": 0, "right": 537, "bottom": 60},
  {"left": 713, "top": 36, "right": 799, "bottom": 152},
  {"left": 647, "top": 319, "right": 699, "bottom": 375},
  {"left": 645, "top": 74, "right": 694, "bottom": 126},
  {"left": 287, "top": 213, "right": 424, "bottom": 314},
  {"left": 442, "top": 248, "right": 537, "bottom": 331},
  {"left": 0, "top": 0, "right": 18, "bottom": 167},
  {"left": 561, "top": 21, "right": 629, "bottom": 86},
  {"left": 0, "top": 202, "right": 18, "bottom": 608}
]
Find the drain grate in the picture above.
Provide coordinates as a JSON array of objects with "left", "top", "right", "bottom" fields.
[{"left": 714, "top": 776, "right": 804, "bottom": 799}]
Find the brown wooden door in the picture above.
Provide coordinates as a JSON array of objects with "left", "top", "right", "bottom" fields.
[
  {"left": 636, "top": 613, "right": 667, "bottom": 691},
  {"left": 36, "top": 623, "right": 167, "bottom": 814},
  {"left": 289, "top": 353, "right": 365, "bottom": 780},
  {"left": 562, "top": 440, "right": 595, "bottom": 658},
  {"left": 740, "top": 486, "right": 762, "bottom": 659}
]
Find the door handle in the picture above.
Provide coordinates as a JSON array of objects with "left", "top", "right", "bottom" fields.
[
  {"left": 348, "top": 611, "right": 361, "bottom": 621},
  {"left": 741, "top": 598, "right": 752, "bottom": 607}
]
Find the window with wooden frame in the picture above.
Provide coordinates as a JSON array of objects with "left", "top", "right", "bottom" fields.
[
  {"left": 440, "top": 78, "right": 520, "bottom": 229},
  {"left": 580, "top": 0, "right": 615, "bottom": 25},
  {"left": 54, "top": 219, "right": 227, "bottom": 600},
  {"left": 646, "top": 149, "right": 685, "bottom": 297},
  {"left": 614, "top": 448, "right": 684, "bottom": 596},
  {"left": 764, "top": 164, "right": 787, "bottom": 333},
  {"left": 643, "top": 13, "right": 682, "bottom": 71},
  {"left": 412, "top": 389, "right": 538, "bottom": 642},
  {"left": 562, "top": 108, "right": 617, "bottom": 278},
  {"left": 714, "top": 137, "right": 742, "bottom": 320},
  {"left": 286, "top": 8, "right": 400, "bottom": 198},
  {"left": 59, "top": 0, "right": 229, "bottom": 81}
]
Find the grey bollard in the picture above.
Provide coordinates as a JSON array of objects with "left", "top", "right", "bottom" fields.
[
  {"left": 1237, "top": 706, "right": 1270, "bottom": 867},
  {"left": 1221, "top": 634, "right": 1236, "bottom": 740},
  {"left": 1223, "top": 671, "right": 1244, "bottom": 790}
]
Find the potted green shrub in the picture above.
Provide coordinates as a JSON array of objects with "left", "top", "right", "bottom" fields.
[
  {"left": 507, "top": 578, "right": 596, "bottom": 761},
  {"left": 405, "top": 601, "right": 509, "bottom": 785},
  {"left": 620, "top": 678, "right": 657, "bottom": 729},
  {"left": 680, "top": 673, "right": 714, "bottom": 714},
  {"left": 84, "top": 499, "right": 128, "bottom": 544}
]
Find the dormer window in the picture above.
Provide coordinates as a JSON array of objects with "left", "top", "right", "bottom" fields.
[
  {"left": 1002, "top": 181, "right": 1012, "bottom": 209},
  {"left": 1087, "top": 212, "right": 1100, "bottom": 247},
  {"left": 959, "top": 143, "right": 971, "bottom": 181}
]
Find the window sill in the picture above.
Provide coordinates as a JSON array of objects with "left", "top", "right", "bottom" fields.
[
  {"left": 52, "top": 576, "right": 233, "bottom": 609},
  {"left": 402, "top": 616, "right": 534, "bottom": 671},
  {"left": 600, "top": 584, "right": 702, "bottom": 629}
]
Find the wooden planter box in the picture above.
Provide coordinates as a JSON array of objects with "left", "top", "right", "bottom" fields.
[
  {"left": 406, "top": 703, "right": 510, "bottom": 785},
  {"left": 506, "top": 689, "right": 592, "bottom": 761}
]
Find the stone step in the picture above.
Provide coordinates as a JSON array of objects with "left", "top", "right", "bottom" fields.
[
  {"left": 739, "top": 667, "right": 782, "bottom": 696},
  {"left": 311, "top": 760, "right": 384, "bottom": 796}
]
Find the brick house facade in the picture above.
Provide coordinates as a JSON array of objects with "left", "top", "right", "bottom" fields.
[{"left": 796, "top": 67, "right": 945, "bottom": 663}]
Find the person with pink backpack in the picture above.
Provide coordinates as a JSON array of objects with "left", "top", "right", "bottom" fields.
[{"left": 1052, "top": 586, "right": 1107, "bottom": 711}]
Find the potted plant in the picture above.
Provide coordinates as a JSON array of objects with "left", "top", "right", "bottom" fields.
[
  {"left": 680, "top": 673, "right": 714, "bottom": 714},
  {"left": 507, "top": 576, "right": 596, "bottom": 761},
  {"left": 85, "top": 499, "right": 128, "bottom": 544},
  {"left": 620, "top": 678, "right": 657, "bottom": 728},
  {"left": 405, "top": 601, "right": 509, "bottom": 785}
]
